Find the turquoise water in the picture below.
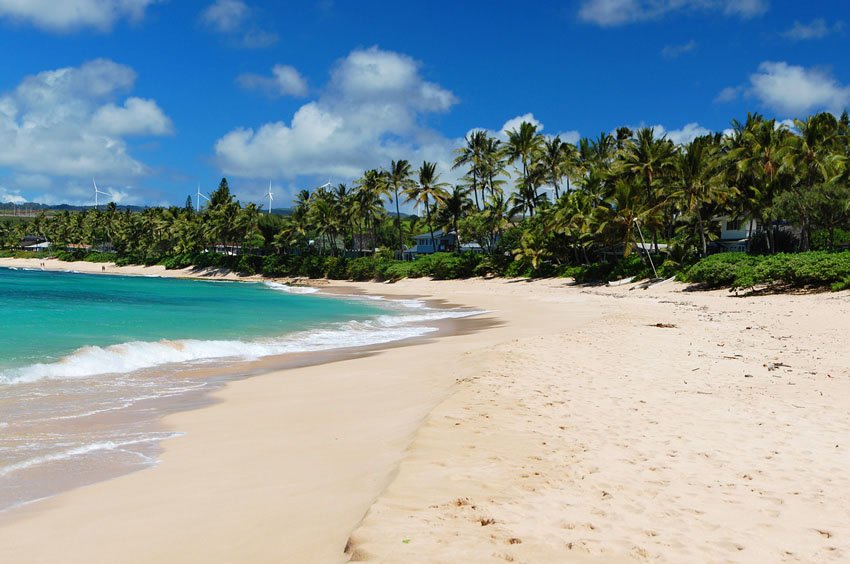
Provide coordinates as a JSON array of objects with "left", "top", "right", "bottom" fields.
[
  {"left": 0, "top": 267, "right": 477, "bottom": 512},
  {"left": 0, "top": 267, "right": 380, "bottom": 377}
]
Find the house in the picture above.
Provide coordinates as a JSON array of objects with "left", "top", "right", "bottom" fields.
[
  {"left": 23, "top": 241, "right": 51, "bottom": 251},
  {"left": 403, "top": 230, "right": 485, "bottom": 259},
  {"left": 713, "top": 216, "right": 757, "bottom": 252},
  {"left": 19, "top": 236, "right": 50, "bottom": 251},
  {"left": 710, "top": 216, "right": 800, "bottom": 253}
]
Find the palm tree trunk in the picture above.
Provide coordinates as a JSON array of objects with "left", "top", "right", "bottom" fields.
[
  {"left": 425, "top": 197, "right": 437, "bottom": 254},
  {"left": 696, "top": 212, "right": 707, "bottom": 256},
  {"left": 395, "top": 188, "right": 404, "bottom": 259}
]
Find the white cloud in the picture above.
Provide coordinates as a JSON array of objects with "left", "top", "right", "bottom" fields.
[
  {"left": 714, "top": 85, "right": 743, "bottom": 103},
  {"left": 715, "top": 61, "right": 850, "bottom": 115},
  {"left": 200, "top": 0, "right": 246, "bottom": 32},
  {"left": 237, "top": 65, "right": 309, "bottom": 97},
  {"left": 214, "top": 48, "right": 587, "bottom": 207},
  {"left": 0, "top": 0, "right": 157, "bottom": 32},
  {"left": 498, "top": 113, "right": 542, "bottom": 138},
  {"left": 578, "top": 0, "right": 768, "bottom": 26},
  {"left": 477, "top": 113, "right": 579, "bottom": 146},
  {"left": 661, "top": 40, "right": 697, "bottom": 58},
  {"left": 748, "top": 61, "right": 850, "bottom": 114},
  {"left": 215, "top": 47, "right": 459, "bottom": 187},
  {"left": 624, "top": 122, "right": 711, "bottom": 145},
  {"left": 0, "top": 59, "right": 174, "bottom": 202},
  {"left": 657, "top": 122, "right": 711, "bottom": 144},
  {"left": 92, "top": 97, "right": 173, "bottom": 136},
  {"left": 781, "top": 19, "right": 844, "bottom": 41},
  {"left": 0, "top": 185, "right": 26, "bottom": 204},
  {"left": 200, "top": 0, "right": 277, "bottom": 48}
]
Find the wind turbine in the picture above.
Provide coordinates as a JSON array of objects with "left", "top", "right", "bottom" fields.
[
  {"left": 196, "top": 184, "right": 211, "bottom": 212},
  {"left": 267, "top": 181, "right": 274, "bottom": 215},
  {"left": 93, "top": 179, "right": 109, "bottom": 210},
  {"left": 315, "top": 179, "right": 332, "bottom": 191}
]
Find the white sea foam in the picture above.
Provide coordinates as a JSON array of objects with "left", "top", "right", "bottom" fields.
[
  {"left": 0, "top": 434, "right": 182, "bottom": 478},
  {"left": 0, "top": 307, "right": 483, "bottom": 385},
  {"left": 264, "top": 281, "right": 320, "bottom": 294}
]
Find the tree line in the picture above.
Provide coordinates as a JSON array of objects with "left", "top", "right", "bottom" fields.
[{"left": 2, "top": 111, "right": 850, "bottom": 278}]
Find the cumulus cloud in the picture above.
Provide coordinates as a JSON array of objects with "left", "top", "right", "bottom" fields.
[
  {"left": 0, "top": 0, "right": 157, "bottom": 32},
  {"left": 721, "top": 61, "right": 850, "bottom": 115},
  {"left": 661, "top": 40, "right": 697, "bottom": 58},
  {"left": 714, "top": 85, "right": 743, "bottom": 103},
  {"left": 578, "top": 0, "right": 768, "bottom": 26},
  {"left": 214, "top": 48, "right": 587, "bottom": 206},
  {"left": 476, "top": 113, "right": 580, "bottom": 146},
  {"left": 623, "top": 122, "right": 711, "bottom": 145},
  {"left": 781, "top": 19, "right": 844, "bottom": 41},
  {"left": 91, "top": 97, "right": 173, "bottom": 136},
  {"left": 749, "top": 62, "right": 850, "bottom": 114},
  {"left": 215, "top": 47, "right": 460, "bottom": 184},
  {"left": 237, "top": 65, "right": 309, "bottom": 97},
  {"left": 200, "top": 0, "right": 277, "bottom": 48},
  {"left": 0, "top": 59, "right": 174, "bottom": 202},
  {"left": 655, "top": 122, "right": 711, "bottom": 144},
  {"left": 0, "top": 185, "right": 26, "bottom": 204}
]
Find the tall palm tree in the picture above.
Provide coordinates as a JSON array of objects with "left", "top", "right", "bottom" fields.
[
  {"left": 354, "top": 169, "right": 389, "bottom": 253},
  {"left": 781, "top": 113, "right": 842, "bottom": 251},
  {"left": 385, "top": 159, "right": 415, "bottom": 257},
  {"left": 453, "top": 130, "right": 489, "bottom": 210},
  {"left": 728, "top": 114, "right": 790, "bottom": 252},
  {"left": 505, "top": 121, "right": 545, "bottom": 213},
  {"left": 405, "top": 161, "right": 450, "bottom": 252},
  {"left": 438, "top": 185, "right": 473, "bottom": 237},
  {"left": 671, "top": 135, "right": 735, "bottom": 256},
  {"left": 540, "top": 136, "right": 580, "bottom": 200},
  {"left": 618, "top": 127, "right": 676, "bottom": 251}
]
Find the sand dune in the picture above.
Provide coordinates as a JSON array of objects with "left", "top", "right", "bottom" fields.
[{"left": 1, "top": 258, "right": 849, "bottom": 562}]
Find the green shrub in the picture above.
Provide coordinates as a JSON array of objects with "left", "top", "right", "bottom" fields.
[
  {"left": 346, "top": 256, "right": 379, "bottom": 280},
  {"left": 683, "top": 251, "right": 850, "bottom": 290},
  {"left": 682, "top": 253, "right": 758, "bottom": 288}
]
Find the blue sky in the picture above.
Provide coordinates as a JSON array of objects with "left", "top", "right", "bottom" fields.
[{"left": 0, "top": 0, "right": 847, "bottom": 209}]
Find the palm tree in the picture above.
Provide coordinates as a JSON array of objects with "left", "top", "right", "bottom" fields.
[
  {"left": 453, "top": 130, "right": 494, "bottom": 210},
  {"left": 505, "top": 121, "right": 545, "bottom": 214},
  {"left": 385, "top": 159, "right": 415, "bottom": 258},
  {"left": 354, "top": 169, "right": 389, "bottom": 253},
  {"left": 438, "top": 185, "right": 473, "bottom": 237},
  {"left": 671, "top": 135, "right": 735, "bottom": 256},
  {"left": 406, "top": 161, "right": 450, "bottom": 252},
  {"left": 727, "top": 113, "right": 790, "bottom": 252},
  {"left": 618, "top": 127, "right": 676, "bottom": 251},
  {"left": 597, "top": 178, "right": 664, "bottom": 257},
  {"left": 781, "top": 113, "right": 842, "bottom": 251},
  {"left": 540, "top": 136, "right": 580, "bottom": 200}
]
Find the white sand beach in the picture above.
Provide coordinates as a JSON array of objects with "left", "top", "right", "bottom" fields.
[{"left": 1, "top": 257, "right": 849, "bottom": 562}]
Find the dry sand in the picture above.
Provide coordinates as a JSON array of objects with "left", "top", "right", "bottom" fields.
[{"left": 1, "top": 257, "right": 849, "bottom": 562}]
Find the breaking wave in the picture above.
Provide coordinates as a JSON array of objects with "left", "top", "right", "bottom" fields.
[{"left": 0, "top": 306, "right": 481, "bottom": 385}]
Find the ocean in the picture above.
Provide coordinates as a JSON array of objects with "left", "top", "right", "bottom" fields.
[{"left": 0, "top": 267, "right": 472, "bottom": 511}]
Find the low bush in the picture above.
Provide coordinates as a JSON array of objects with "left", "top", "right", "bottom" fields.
[
  {"left": 559, "top": 255, "right": 656, "bottom": 284},
  {"left": 682, "top": 251, "right": 850, "bottom": 290}
]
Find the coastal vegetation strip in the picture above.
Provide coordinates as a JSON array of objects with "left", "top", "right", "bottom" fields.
[{"left": 2, "top": 111, "right": 850, "bottom": 290}]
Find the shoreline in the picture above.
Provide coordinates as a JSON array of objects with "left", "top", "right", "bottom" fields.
[
  {"left": 1, "top": 259, "right": 849, "bottom": 561},
  {"left": 0, "top": 258, "right": 486, "bottom": 519}
]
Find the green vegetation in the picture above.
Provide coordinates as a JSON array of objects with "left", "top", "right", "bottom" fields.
[
  {"left": 2, "top": 112, "right": 850, "bottom": 291},
  {"left": 681, "top": 251, "right": 850, "bottom": 291}
]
